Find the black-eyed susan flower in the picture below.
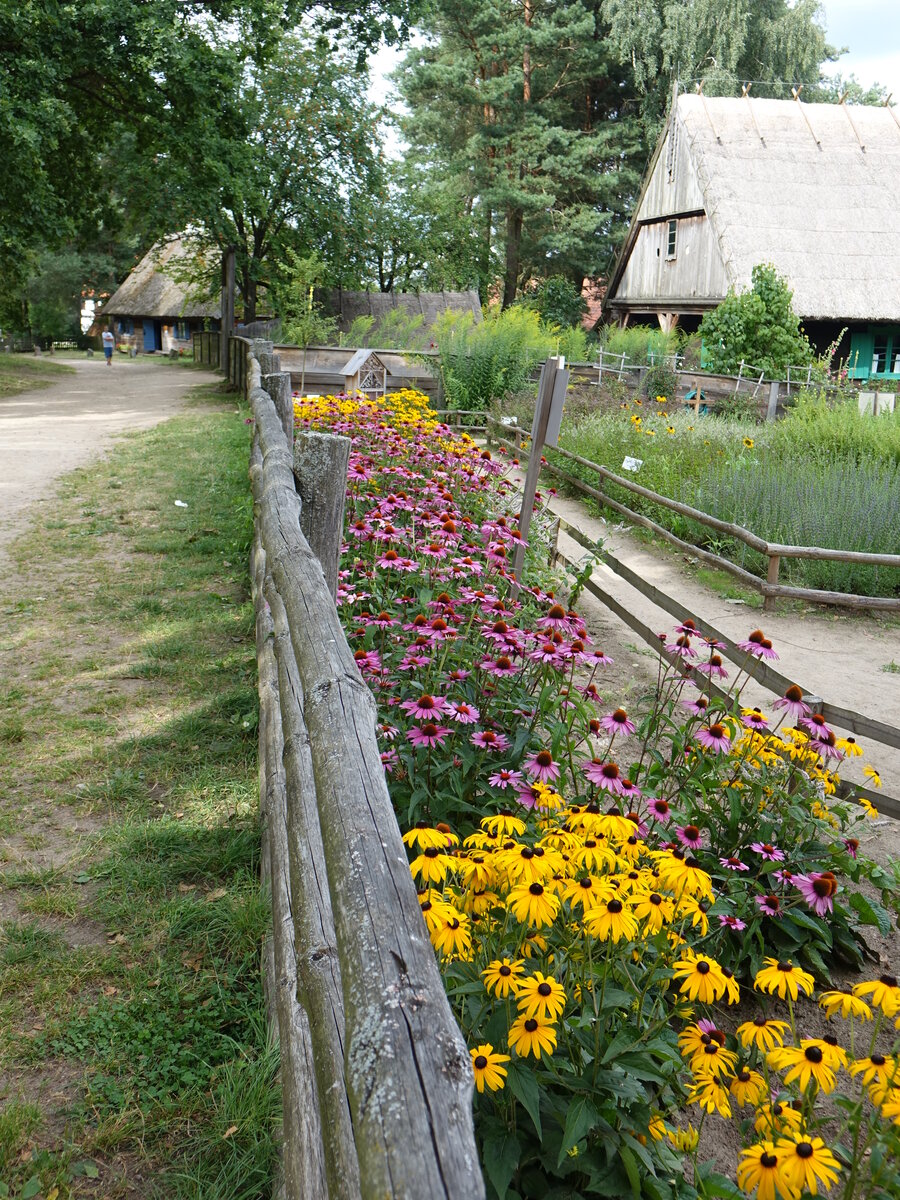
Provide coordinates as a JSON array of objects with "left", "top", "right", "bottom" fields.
[
  {"left": 561, "top": 873, "right": 611, "bottom": 911},
  {"left": 753, "top": 1100, "right": 804, "bottom": 1137},
  {"left": 515, "top": 972, "right": 566, "bottom": 1021},
  {"left": 776, "top": 1136, "right": 840, "bottom": 1195},
  {"left": 648, "top": 1114, "right": 667, "bottom": 1141},
  {"left": 470, "top": 1043, "right": 510, "bottom": 1092},
  {"left": 754, "top": 958, "right": 815, "bottom": 1001},
  {"left": 481, "top": 812, "right": 526, "bottom": 837},
  {"left": 667, "top": 1125, "right": 699, "bottom": 1152},
  {"left": 848, "top": 1053, "right": 896, "bottom": 1090},
  {"left": 507, "top": 1013, "right": 557, "bottom": 1059},
  {"left": 418, "top": 891, "right": 459, "bottom": 935},
  {"left": 768, "top": 1041, "right": 836, "bottom": 1093},
  {"left": 737, "top": 1142, "right": 791, "bottom": 1200},
  {"left": 738, "top": 1017, "right": 789, "bottom": 1053},
  {"left": 819, "top": 989, "right": 872, "bottom": 1021},
  {"left": 482, "top": 958, "right": 526, "bottom": 998},
  {"left": 521, "top": 929, "right": 549, "bottom": 958},
  {"left": 672, "top": 953, "right": 728, "bottom": 1003},
  {"left": 852, "top": 974, "right": 900, "bottom": 1017},
  {"left": 582, "top": 896, "right": 639, "bottom": 942},
  {"left": 656, "top": 851, "right": 714, "bottom": 899},
  {"left": 730, "top": 1065, "right": 766, "bottom": 1107},
  {"left": 632, "top": 890, "right": 674, "bottom": 933},
  {"left": 743, "top": 437, "right": 755, "bottom": 449},
  {"left": 863, "top": 765, "right": 881, "bottom": 788},
  {"left": 677, "top": 894, "right": 711, "bottom": 937},
  {"left": 859, "top": 796, "right": 878, "bottom": 819},
  {"left": 689, "top": 1039, "right": 738, "bottom": 1080},
  {"left": 430, "top": 911, "right": 472, "bottom": 958},
  {"left": 679, "top": 1021, "right": 725, "bottom": 1059},
  {"left": 687, "top": 1076, "right": 732, "bottom": 1117},
  {"left": 409, "top": 845, "right": 457, "bottom": 884},
  {"left": 507, "top": 880, "right": 560, "bottom": 927},
  {"left": 403, "top": 822, "right": 458, "bottom": 850}
]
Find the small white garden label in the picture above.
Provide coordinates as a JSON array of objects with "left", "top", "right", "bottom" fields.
[{"left": 622, "top": 456, "right": 643, "bottom": 472}]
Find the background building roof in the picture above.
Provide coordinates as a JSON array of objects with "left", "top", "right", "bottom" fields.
[{"left": 103, "top": 238, "right": 221, "bottom": 320}]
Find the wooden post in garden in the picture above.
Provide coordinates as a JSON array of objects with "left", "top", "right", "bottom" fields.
[
  {"left": 766, "top": 379, "right": 780, "bottom": 421},
  {"left": 264, "top": 371, "right": 294, "bottom": 449},
  {"left": 293, "top": 432, "right": 352, "bottom": 599},
  {"left": 764, "top": 553, "right": 781, "bottom": 613},
  {"left": 512, "top": 356, "right": 568, "bottom": 584}
]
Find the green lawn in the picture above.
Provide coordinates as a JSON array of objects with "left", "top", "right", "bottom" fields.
[
  {"left": 0, "top": 354, "right": 75, "bottom": 398},
  {"left": 0, "top": 384, "right": 277, "bottom": 1198}
]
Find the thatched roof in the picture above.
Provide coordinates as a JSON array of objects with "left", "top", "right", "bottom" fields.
[
  {"left": 319, "top": 289, "right": 482, "bottom": 334},
  {"left": 103, "top": 238, "right": 221, "bottom": 320},
  {"left": 606, "top": 95, "right": 900, "bottom": 322},
  {"left": 680, "top": 95, "right": 900, "bottom": 320}
]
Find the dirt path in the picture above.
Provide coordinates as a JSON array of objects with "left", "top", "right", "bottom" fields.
[{"left": 0, "top": 358, "right": 220, "bottom": 564}]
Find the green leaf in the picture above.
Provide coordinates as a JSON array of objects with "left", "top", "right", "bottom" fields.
[
  {"left": 483, "top": 1130, "right": 520, "bottom": 1200},
  {"left": 599, "top": 986, "right": 632, "bottom": 1010},
  {"left": 850, "top": 892, "right": 892, "bottom": 937},
  {"left": 557, "top": 1096, "right": 600, "bottom": 1165},
  {"left": 600, "top": 1030, "right": 638, "bottom": 1064},
  {"left": 619, "top": 1144, "right": 641, "bottom": 1200},
  {"left": 506, "top": 1062, "right": 542, "bottom": 1139},
  {"left": 696, "top": 1162, "right": 743, "bottom": 1197},
  {"left": 20, "top": 1179, "right": 42, "bottom": 1200}
]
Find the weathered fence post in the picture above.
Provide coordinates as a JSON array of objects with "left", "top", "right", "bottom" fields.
[
  {"left": 764, "top": 553, "right": 781, "bottom": 612},
  {"left": 766, "top": 379, "right": 780, "bottom": 421},
  {"left": 265, "top": 372, "right": 294, "bottom": 449},
  {"left": 293, "top": 432, "right": 351, "bottom": 599}
]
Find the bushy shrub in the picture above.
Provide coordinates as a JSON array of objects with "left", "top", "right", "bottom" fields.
[
  {"left": 524, "top": 274, "right": 587, "bottom": 329},
  {"left": 598, "top": 324, "right": 679, "bottom": 363},
  {"left": 775, "top": 390, "right": 900, "bottom": 466},
  {"left": 644, "top": 363, "right": 677, "bottom": 401},
  {"left": 699, "top": 264, "right": 814, "bottom": 377}
]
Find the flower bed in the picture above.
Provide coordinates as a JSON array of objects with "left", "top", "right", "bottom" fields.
[{"left": 294, "top": 388, "right": 900, "bottom": 1200}]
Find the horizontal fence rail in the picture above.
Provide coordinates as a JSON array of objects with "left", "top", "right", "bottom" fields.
[
  {"left": 247, "top": 348, "right": 483, "bottom": 1199},
  {"left": 482, "top": 415, "right": 900, "bottom": 614}
]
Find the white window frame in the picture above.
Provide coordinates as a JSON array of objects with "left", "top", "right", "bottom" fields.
[{"left": 666, "top": 219, "right": 678, "bottom": 260}]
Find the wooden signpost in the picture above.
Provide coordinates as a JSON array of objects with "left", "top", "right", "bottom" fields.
[{"left": 512, "top": 355, "right": 569, "bottom": 584}]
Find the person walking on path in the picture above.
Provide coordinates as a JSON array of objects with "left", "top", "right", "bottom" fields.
[{"left": 101, "top": 327, "right": 115, "bottom": 365}]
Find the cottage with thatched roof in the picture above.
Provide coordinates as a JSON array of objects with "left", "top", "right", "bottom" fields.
[
  {"left": 602, "top": 93, "right": 900, "bottom": 381},
  {"left": 102, "top": 237, "right": 220, "bottom": 353}
]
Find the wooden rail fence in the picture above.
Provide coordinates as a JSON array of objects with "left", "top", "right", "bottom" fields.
[
  {"left": 245, "top": 341, "right": 483, "bottom": 1199},
  {"left": 483, "top": 415, "right": 900, "bottom": 613}
]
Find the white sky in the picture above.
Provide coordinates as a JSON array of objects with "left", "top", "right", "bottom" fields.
[{"left": 367, "top": 2, "right": 900, "bottom": 155}]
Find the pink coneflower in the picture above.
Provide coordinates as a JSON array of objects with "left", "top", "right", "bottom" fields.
[
  {"left": 516, "top": 783, "right": 544, "bottom": 810},
  {"left": 696, "top": 723, "right": 731, "bottom": 753},
  {"left": 681, "top": 695, "right": 710, "bottom": 718},
  {"left": 809, "top": 731, "right": 843, "bottom": 761},
  {"left": 718, "top": 914, "right": 747, "bottom": 931},
  {"left": 489, "top": 768, "right": 524, "bottom": 790},
  {"left": 537, "top": 603, "right": 574, "bottom": 632},
  {"left": 755, "top": 893, "right": 783, "bottom": 917},
  {"left": 407, "top": 723, "right": 452, "bottom": 749},
  {"left": 582, "top": 759, "right": 626, "bottom": 795},
  {"left": 524, "top": 750, "right": 560, "bottom": 783},
  {"left": 400, "top": 694, "right": 447, "bottom": 720},
  {"left": 530, "top": 641, "right": 564, "bottom": 665},
  {"left": 675, "top": 619, "right": 702, "bottom": 636},
  {"left": 378, "top": 723, "right": 399, "bottom": 741},
  {"left": 619, "top": 778, "right": 643, "bottom": 804},
  {"left": 479, "top": 654, "right": 519, "bottom": 677},
  {"left": 800, "top": 713, "right": 833, "bottom": 737},
  {"left": 794, "top": 871, "right": 838, "bottom": 917},
  {"left": 625, "top": 810, "right": 649, "bottom": 837},
  {"left": 482, "top": 618, "right": 518, "bottom": 645},
  {"left": 647, "top": 797, "right": 671, "bottom": 823},
  {"left": 448, "top": 669, "right": 470, "bottom": 682},
  {"left": 737, "top": 629, "right": 779, "bottom": 660},
  {"left": 380, "top": 749, "right": 399, "bottom": 774},
  {"left": 719, "top": 855, "right": 749, "bottom": 872},
  {"left": 773, "top": 868, "right": 796, "bottom": 886},
  {"left": 676, "top": 824, "right": 704, "bottom": 851},
  {"left": 448, "top": 700, "right": 480, "bottom": 724},
  {"left": 843, "top": 837, "right": 860, "bottom": 860},
  {"left": 750, "top": 841, "right": 785, "bottom": 862},
  {"left": 694, "top": 654, "right": 729, "bottom": 679},
  {"left": 665, "top": 634, "right": 697, "bottom": 659},
  {"left": 741, "top": 708, "right": 770, "bottom": 732},
  {"left": 600, "top": 708, "right": 636, "bottom": 737},
  {"left": 471, "top": 729, "right": 510, "bottom": 752},
  {"left": 353, "top": 649, "right": 382, "bottom": 675},
  {"left": 586, "top": 648, "right": 614, "bottom": 667},
  {"left": 398, "top": 652, "right": 431, "bottom": 670},
  {"left": 773, "top": 685, "right": 810, "bottom": 722}
]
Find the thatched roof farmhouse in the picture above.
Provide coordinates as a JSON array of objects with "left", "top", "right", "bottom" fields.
[
  {"left": 103, "top": 238, "right": 220, "bottom": 353},
  {"left": 602, "top": 93, "right": 900, "bottom": 381}
]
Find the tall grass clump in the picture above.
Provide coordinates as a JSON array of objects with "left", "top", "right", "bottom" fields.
[
  {"left": 775, "top": 390, "right": 900, "bottom": 466},
  {"left": 596, "top": 324, "right": 680, "bottom": 362}
]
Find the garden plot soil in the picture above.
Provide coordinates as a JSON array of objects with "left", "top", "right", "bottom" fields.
[{"left": 0, "top": 357, "right": 220, "bottom": 565}]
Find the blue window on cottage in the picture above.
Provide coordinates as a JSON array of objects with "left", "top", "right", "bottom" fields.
[
  {"left": 116, "top": 318, "right": 134, "bottom": 335},
  {"left": 173, "top": 320, "right": 191, "bottom": 340},
  {"left": 847, "top": 325, "right": 900, "bottom": 380}
]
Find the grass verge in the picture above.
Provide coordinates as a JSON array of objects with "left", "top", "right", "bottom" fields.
[
  {"left": 0, "top": 356, "right": 75, "bottom": 398},
  {"left": 0, "top": 382, "right": 276, "bottom": 1198}
]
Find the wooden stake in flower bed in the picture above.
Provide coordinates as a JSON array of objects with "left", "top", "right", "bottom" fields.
[{"left": 512, "top": 355, "right": 569, "bottom": 585}]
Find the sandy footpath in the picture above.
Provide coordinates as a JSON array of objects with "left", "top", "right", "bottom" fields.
[{"left": 0, "top": 357, "right": 220, "bottom": 563}]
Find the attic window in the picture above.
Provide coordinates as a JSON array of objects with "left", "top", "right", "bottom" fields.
[{"left": 666, "top": 219, "right": 678, "bottom": 260}]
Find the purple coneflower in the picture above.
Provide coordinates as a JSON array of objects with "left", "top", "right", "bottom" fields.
[
  {"left": 681, "top": 695, "right": 710, "bottom": 718},
  {"left": 625, "top": 810, "right": 649, "bottom": 837},
  {"left": 736, "top": 629, "right": 779, "bottom": 660},
  {"left": 794, "top": 871, "right": 838, "bottom": 916},
  {"left": 585, "top": 648, "right": 614, "bottom": 667},
  {"left": 479, "top": 654, "right": 519, "bottom": 677},
  {"left": 530, "top": 642, "right": 564, "bottom": 665},
  {"left": 772, "top": 685, "right": 810, "bottom": 722},
  {"left": 378, "top": 723, "right": 399, "bottom": 741},
  {"left": 755, "top": 893, "right": 782, "bottom": 918},
  {"left": 676, "top": 824, "right": 705, "bottom": 851},
  {"left": 400, "top": 694, "right": 447, "bottom": 721},
  {"left": 647, "top": 797, "right": 671, "bottom": 823},
  {"left": 489, "top": 768, "right": 523, "bottom": 790},
  {"left": 809, "top": 731, "right": 844, "bottom": 761},
  {"left": 536, "top": 603, "right": 574, "bottom": 632},
  {"left": 773, "top": 868, "right": 796, "bottom": 885},
  {"left": 600, "top": 708, "right": 636, "bottom": 737},
  {"left": 675, "top": 619, "right": 702, "bottom": 636},
  {"left": 398, "top": 652, "right": 431, "bottom": 670},
  {"left": 750, "top": 841, "right": 785, "bottom": 862},
  {"left": 448, "top": 669, "right": 470, "bottom": 682},
  {"left": 582, "top": 759, "right": 626, "bottom": 795},
  {"left": 448, "top": 700, "right": 480, "bottom": 724},
  {"left": 471, "top": 729, "right": 510, "bottom": 752},
  {"left": 718, "top": 914, "right": 747, "bottom": 931},
  {"left": 619, "top": 778, "right": 643, "bottom": 804},
  {"left": 843, "top": 837, "right": 859, "bottom": 860},
  {"left": 694, "top": 654, "right": 729, "bottom": 679},
  {"left": 524, "top": 750, "right": 560, "bottom": 783},
  {"left": 665, "top": 634, "right": 697, "bottom": 659},
  {"left": 719, "top": 855, "right": 749, "bottom": 872},
  {"left": 800, "top": 713, "right": 833, "bottom": 737},
  {"left": 696, "top": 723, "right": 731, "bottom": 753},
  {"left": 741, "top": 708, "right": 770, "bottom": 732},
  {"left": 380, "top": 749, "right": 399, "bottom": 774},
  {"left": 407, "top": 723, "right": 452, "bottom": 749}
]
